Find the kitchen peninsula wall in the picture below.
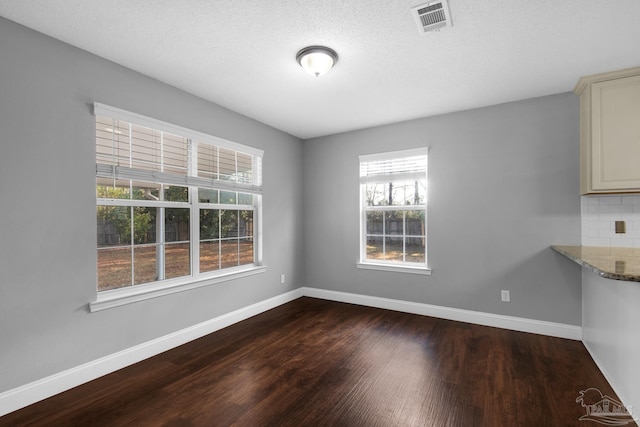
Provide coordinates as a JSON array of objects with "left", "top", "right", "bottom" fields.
[{"left": 581, "top": 194, "right": 640, "bottom": 247}]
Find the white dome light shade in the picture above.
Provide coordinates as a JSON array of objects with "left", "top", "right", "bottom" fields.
[{"left": 296, "top": 46, "right": 338, "bottom": 77}]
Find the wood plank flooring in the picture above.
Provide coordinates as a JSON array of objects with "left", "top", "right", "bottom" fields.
[{"left": 0, "top": 297, "right": 630, "bottom": 427}]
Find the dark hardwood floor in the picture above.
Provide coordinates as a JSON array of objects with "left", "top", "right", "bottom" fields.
[{"left": 1, "top": 297, "right": 629, "bottom": 426}]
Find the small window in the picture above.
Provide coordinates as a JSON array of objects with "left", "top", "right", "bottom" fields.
[{"left": 358, "top": 148, "right": 429, "bottom": 272}]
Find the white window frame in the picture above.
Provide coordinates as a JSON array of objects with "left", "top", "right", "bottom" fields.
[
  {"left": 91, "top": 103, "right": 265, "bottom": 311},
  {"left": 357, "top": 147, "right": 431, "bottom": 275}
]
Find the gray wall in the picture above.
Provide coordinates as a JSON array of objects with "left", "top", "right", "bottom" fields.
[
  {"left": 303, "top": 93, "right": 582, "bottom": 325},
  {"left": 0, "top": 18, "right": 303, "bottom": 392}
]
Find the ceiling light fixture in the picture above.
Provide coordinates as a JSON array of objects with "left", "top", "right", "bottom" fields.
[{"left": 296, "top": 46, "right": 338, "bottom": 77}]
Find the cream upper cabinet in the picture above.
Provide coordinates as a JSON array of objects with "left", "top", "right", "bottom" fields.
[{"left": 575, "top": 67, "right": 640, "bottom": 194}]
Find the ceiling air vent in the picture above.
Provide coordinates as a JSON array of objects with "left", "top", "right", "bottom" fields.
[{"left": 412, "top": 0, "right": 452, "bottom": 34}]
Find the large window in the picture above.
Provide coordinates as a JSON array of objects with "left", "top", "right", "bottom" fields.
[
  {"left": 95, "top": 103, "right": 263, "bottom": 295},
  {"left": 358, "top": 148, "right": 429, "bottom": 273}
]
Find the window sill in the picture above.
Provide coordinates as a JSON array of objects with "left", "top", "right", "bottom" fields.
[
  {"left": 356, "top": 262, "right": 432, "bottom": 275},
  {"left": 89, "top": 265, "right": 267, "bottom": 312}
]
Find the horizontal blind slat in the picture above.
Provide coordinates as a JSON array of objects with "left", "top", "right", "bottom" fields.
[
  {"left": 360, "top": 171, "right": 426, "bottom": 184},
  {"left": 97, "top": 164, "right": 262, "bottom": 195}
]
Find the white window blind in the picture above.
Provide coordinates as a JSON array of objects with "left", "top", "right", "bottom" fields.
[
  {"left": 94, "top": 103, "right": 263, "bottom": 194},
  {"left": 359, "top": 147, "right": 428, "bottom": 184}
]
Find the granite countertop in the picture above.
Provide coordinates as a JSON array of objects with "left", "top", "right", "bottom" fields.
[{"left": 551, "top": 245, "right": 640, "bottom": 282}]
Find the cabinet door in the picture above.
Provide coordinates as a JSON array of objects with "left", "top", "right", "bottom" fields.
[{"left": 591, "top": 74, "right": 640, "bottom": 191}]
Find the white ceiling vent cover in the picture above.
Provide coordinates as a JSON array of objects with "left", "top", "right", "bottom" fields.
[{"left": 412, "top": 1, "right": 452, "bottom": 34}]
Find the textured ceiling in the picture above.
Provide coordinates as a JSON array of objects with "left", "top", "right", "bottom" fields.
[{"left": 1, "top": 0, "right": 639, "bottom": 139}]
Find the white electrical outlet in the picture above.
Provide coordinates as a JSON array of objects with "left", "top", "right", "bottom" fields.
[
  {"left": 501, "top": 290, "right": 510, "bottom": 302},
  {"left": 280, "top": 274, "right": 285, "bottom": 284}
]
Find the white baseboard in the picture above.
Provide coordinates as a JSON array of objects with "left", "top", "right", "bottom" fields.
[
  {"left": 0, "top": 286, "right": 582, "bottom": 418},
  {"left": 301, "top": 287, "right": 583, "bottom": 341},
  {"left": 0, "top": 288, "right": 303, "bottom": 418}
]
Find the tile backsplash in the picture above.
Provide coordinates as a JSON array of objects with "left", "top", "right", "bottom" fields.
[{"left": 581, "top": 194, "right": 640, "bottom": 247}]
